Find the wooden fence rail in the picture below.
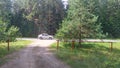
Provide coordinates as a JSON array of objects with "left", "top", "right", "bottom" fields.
[{"left": 56, "top": 39, "right": 120, "bottom": 51}]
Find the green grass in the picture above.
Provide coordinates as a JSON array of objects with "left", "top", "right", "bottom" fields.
[
  {"left": 0, "top": 40, "right": 32, "bottom": 65},
  {"left": 51, "top": 42, "right": 120, "bottom": 68}
]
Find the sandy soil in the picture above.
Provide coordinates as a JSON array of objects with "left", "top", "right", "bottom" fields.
[{"left": 0, "top": 40, "right": 70, "bottom": 68}]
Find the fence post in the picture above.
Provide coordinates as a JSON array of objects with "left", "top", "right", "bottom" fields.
[
  {"left": 57, "top": 40, "right": 59, "bottom": 50},
  {"left": 110, "top": 42, "right": 113, "bottom": 51},
  {"left": 72, "top": 40, "right": 75, "bottom": 50},
  {"left": 7, "top": 39, "right": 10, "bottom": 51}
]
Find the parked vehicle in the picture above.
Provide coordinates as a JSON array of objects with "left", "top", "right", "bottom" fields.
[{"left": 38, "top": 33, "right": 54, "bottom": 40}]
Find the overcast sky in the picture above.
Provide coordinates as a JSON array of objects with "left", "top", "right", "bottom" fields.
[{"left": 62, "top": 0, "right": 68, "bottom": 9}]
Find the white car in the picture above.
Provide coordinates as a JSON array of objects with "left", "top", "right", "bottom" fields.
[{"left": 38, "top": 33, "right": 54, "bottom": 40}]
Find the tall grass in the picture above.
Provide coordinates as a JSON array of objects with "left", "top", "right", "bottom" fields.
[{"left": 51, "top": 42, "right": 120, "bottom": 68}]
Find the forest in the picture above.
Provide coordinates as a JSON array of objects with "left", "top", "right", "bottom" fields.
[{"left": 0, "top": 0, "right": 120, "bottom": 41}]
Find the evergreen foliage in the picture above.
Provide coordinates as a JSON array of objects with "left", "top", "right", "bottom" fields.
[
  {"left": 56, "top": 0, "right": 105, "bottom": 39},
  {"left": 11, "top": 0, "right": 65, "bottom": 36},
  {"left": 0, "top": 18, "right": 19, "bottom": 41},
  {"left": 0, "top": 0, "right": 120, "bottom": 39}
]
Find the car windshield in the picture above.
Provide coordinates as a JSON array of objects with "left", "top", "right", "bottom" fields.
[{"left": 42, "top": 33, "right": 48, "bottom": 36}]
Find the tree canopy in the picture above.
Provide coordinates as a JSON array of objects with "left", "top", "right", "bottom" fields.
[
  {"left": 56, "top": 0, "right": 105, "bottom": 39},
  {"left": 0, "top": 0, "right": 19, "bottom": 41},
  {"left": 56, "top": 0, "right": 120, "bottom": 39},
  {"left": 10, "top": 0, "right": 66, "bottom": 37},
  {"left": 0, "top": 0, "right": 120, "bottom": 39}
]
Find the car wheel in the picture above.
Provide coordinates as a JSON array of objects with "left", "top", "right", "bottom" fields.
[
  {"left": 39, "top": 37, "right": 43, "bottom": 39},
  {"left": 49, "top": 37, "right": 52, "bottom": 40}
]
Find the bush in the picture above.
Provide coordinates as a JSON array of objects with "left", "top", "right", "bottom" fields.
[
  {"left": 0, "top": 19, "right": 19, "bottom": 42},
  {"left": 6, "top": 26, "right": 19, "bottom": 41}
]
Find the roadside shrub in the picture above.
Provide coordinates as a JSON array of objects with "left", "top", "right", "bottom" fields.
[
  {"left": 0, "top": 19, "right": 19, "bottom": 42},
  {"left": 6, "top": 26, "right": 19, "bottom": 41}
]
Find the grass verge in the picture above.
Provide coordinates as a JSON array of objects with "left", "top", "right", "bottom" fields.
[
  {"left": 0, "top": 40, "right": 32, "bottom": 65},
  {"left": 51, "top": 42, "right": 120, "bottom": 68}
]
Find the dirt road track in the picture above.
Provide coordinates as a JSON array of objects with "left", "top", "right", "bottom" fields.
[{"left": 0, "top": 40, "right": 70, "bottom": 68}]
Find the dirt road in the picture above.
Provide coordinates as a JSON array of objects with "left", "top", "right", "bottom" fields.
[{"left": 0, "top": 39, "right": 70, "bottom": 68}]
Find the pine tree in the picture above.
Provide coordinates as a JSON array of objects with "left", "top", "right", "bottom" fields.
[{"left": 56, "top": 0, "right": 105, "bottom": 39}]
